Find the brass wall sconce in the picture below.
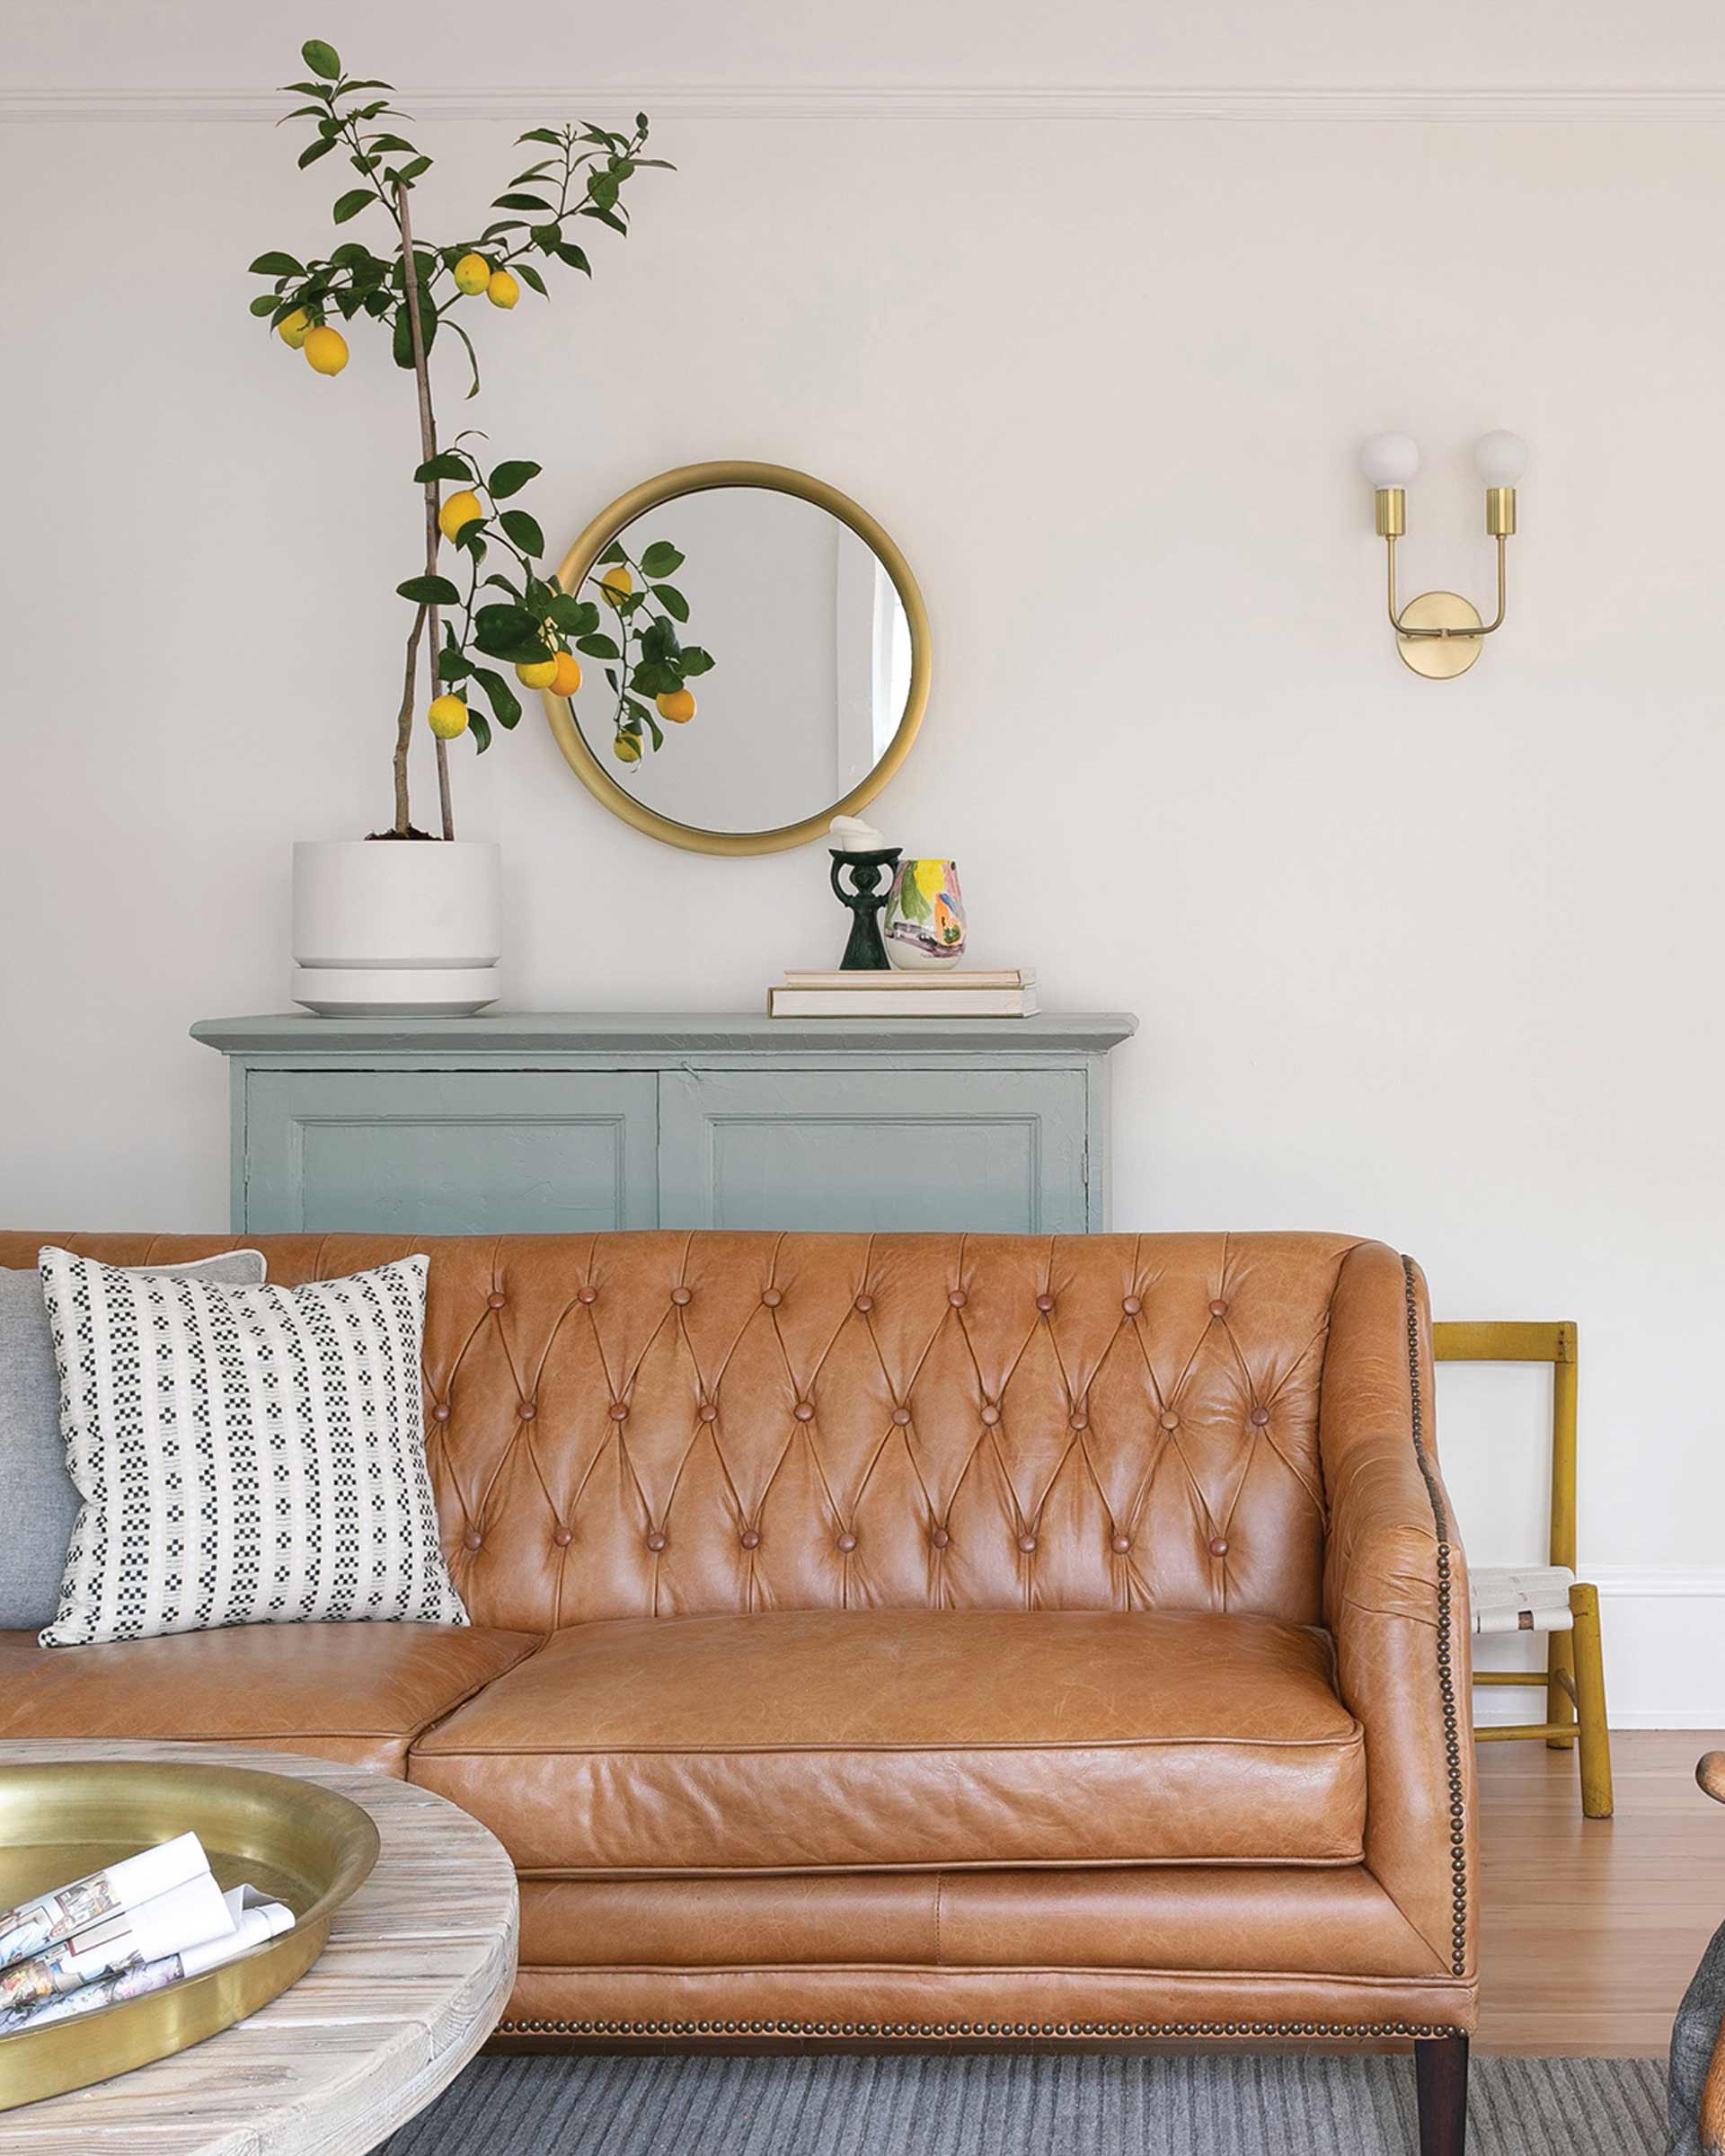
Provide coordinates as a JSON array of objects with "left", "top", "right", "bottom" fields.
[{"left": 1360, "top": 430, "right": 1526, "bottom": 678}]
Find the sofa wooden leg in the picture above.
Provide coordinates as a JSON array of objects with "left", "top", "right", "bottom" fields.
[{"left": 1415, "top": 2033, "right": 1469, "bottom": 2156}]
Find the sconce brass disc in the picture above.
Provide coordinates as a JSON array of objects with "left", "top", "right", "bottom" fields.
[{"left": 1395, "top": 590, "right": 1484, "bottom": 679}]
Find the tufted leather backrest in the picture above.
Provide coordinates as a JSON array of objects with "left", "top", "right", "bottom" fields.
[{"left": 1, "top": 1230, "right": 1368, "bottom": 1635}]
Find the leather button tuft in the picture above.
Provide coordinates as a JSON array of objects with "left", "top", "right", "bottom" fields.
[
  {"left": 949, "top": 1289, "right": 967, "bottom": 1308},
  {"left": 578, "top": 1286, "right": 597, "bottom": 1305},
  {"left": 609, "top": 1401, "right": 629, "bottom": 1421},
  {"left": 698, "top": 1402, "right": 719, "bottom": 1423},
  {"left": 671, "top": 1286, "right": 692, "bottom": 1306},
  {"left": 980, "top": 1403, "right": 1001, "bottom": 1426},
  {"left": 762, "top": 1289, "right": 783, "bottom": 1307},
  {"left": 1070, "top": 1412, "right": 1088, "bottom": 1430},
  {"left": 836, "top": 1533, "right": 857, "bottom": 1552},
  {"left": 1122, "top": 1295, "right": 1143, "bottom": 1316},
  {"left": 1250, "top": 1407, "right": 1270, "bottom": 1427},
  {"left": 1208, "top": 1536, "right": 1229, "bottom": 1557},
  {"left": 931, "top": 1527, "right": 951, "bottom": 1549},
  {"left": 432, "top": 1402, "right": 450, "bottom": 1421},
  {"left": 1035, "top": 1294, "right": 1055, "bottom": 1314},
  {"left": 854, "top": 1294, "right": 874, "bottom": 1312},
  {"left": 464, "top": 1530, "right": 482, "bottom": 1551},
  {"left": 1209, "top": 1299, "right": 1229, "bottom": 1318},
  {"left": 487, "top": 1293, "right": 505, "bottom": 1310},
  {"left": 1160, "top": 1411, "right": 1180, "bottom": 1430},
  {"left": 740, "top": 1530, "right": 760, "bottom": 1550},
  {"left": 1111, "top": 1533, "right": 1132, "bottom": 1553},
  {"left": 518, "top": 1401, "right": 536, "bottom": 1420},
  {"left": 892, "top": 1407, "right": 912, "bottom": 1427},
  {"left": 793, "top": 1402, "right": 814, "bottom": 1422},
  {"left": 1017, "top": 1533, "right": 1038, "bottom": 1553},
  {"left": 553, "top": 1528, "right": 572, "bottom": 1548},
  {"left": 646, "top": 1532, "right": 667, "bottom": 1551}
]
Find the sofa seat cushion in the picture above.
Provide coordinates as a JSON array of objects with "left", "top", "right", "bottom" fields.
[
  {"left": 409, "top": 1608, "right": 1365, "bottom": 1875},
  {"left": 0, "top": 1622, "right": 541, "bottom": 1777}
]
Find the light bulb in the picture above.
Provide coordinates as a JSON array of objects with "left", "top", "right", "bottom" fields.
[
  {"left": 1359, "top": 432, "right": 1420, "bottom": 489},
  {"left": 1474, "top": 430, "right": 1527, "bottom": 486}
]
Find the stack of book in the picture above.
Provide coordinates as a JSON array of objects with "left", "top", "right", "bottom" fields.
[
  {"left": 0, "top": 1831, "right": 294, "bottom": 2035},
  {"left": 768, "top": 968, "right": 1039, "bottom": 1018}
]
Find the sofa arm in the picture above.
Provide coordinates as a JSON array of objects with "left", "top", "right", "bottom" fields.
[{"left": 1319, "top": 1241, "right": 1476, "bottom": 1984}]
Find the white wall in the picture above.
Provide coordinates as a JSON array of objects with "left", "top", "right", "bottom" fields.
[{"left": 4, "top": 3, "right": 1725, "bottom": 1719}]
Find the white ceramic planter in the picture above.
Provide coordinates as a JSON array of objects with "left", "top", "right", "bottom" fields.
[{"left": 290, "top": 839, "right": 501, "bottom": 1016}]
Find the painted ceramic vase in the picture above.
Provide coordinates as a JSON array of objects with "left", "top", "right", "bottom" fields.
[{"left": 884, "top": 858, "right": 967, "bottom": 970}]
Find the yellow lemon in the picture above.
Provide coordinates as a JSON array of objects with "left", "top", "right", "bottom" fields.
[
  {"left": 486, "top": 269, "right": 520, "bottom": 310},
  {"left": 614, "top": 731, "right": 641, "bottom": 764},
  {"left": 427, "top": 694, "right": 469, "bottom": 739},
  {"left": 550, "top": 650, "right": 582, "bottom": 696},
  {"left": 656, "top": 688, "right": 695, "bottom": 724},
  {"left": 599, "top": 565, "right": 632, "bottom": 605},
  {"left": 453, "top": 252, "right": 491, "bottom": 296},
  {"left": 303, "top": 324, "right": 349, "bottom": 376},
  {"left": 438, "top": 490, "right": 484, "bottom": 543},
  {"left": 515, "top": 655, "right": 558, "bottom": 689},
  {"left": 277, "top": 307, "right": 312, "bottom": 349}
]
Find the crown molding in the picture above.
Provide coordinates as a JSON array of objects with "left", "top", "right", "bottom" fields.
[{"left": 6, "top": 83, "right": 1725, "bottom": 125}]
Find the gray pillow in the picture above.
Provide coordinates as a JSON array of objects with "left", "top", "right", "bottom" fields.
[{"left": 0, "top": 1250, "right": 267, "bottom": 1631}]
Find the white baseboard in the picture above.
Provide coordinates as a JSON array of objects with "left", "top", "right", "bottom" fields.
[{"left": 1471, "top": 1565, "right": 1725, "bottom": 1729}]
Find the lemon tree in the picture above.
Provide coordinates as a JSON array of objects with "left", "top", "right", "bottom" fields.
[
  {"left": 244, "top": 36, "right": 676, "bottom": 838},
  {"left": 576, "top": 536, "right": 714, "bottom": 764}
]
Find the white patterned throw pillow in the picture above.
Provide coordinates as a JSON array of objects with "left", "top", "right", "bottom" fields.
[{"left": 38, "top": 1248, "right": 467, "bottom": 1648}]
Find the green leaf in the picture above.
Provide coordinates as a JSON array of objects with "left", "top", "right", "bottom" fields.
[
  {"left": 639, "top": 540, "right": 684, "bottom": 579},
  {"left": 554, "top": 242, "right": 592, "bottom": 275},
  {"left": 580, "top": 204, "right": 629, "bottom": 235},
  {"left": 301, "top": 39, "right": 341, "bottom": 80},
  {"left": 641, "top": 708, "right": 665, "bottom": 751},
  {"left": 395, "top": 155, "right": 432, "bottom": 182},
  {"left": 488, "top": 459, "right": 541, "bottom": 499},
  {"left": 438, "top": 647, "right": 472, "bottom": 682},
  {"left": 368, "top": 133, "right": 415, "bottom": 154},
  {"left": 414, "top": 452, "right": 473, "bottom": 484},
  {"left": 650, "top": 584, "right": 690, "bottom": 623},
  {"left": 297, "top": 136, "right": 339, "bottom": 168},
  {"left": 332, "top": 188, "right": 373, "bottom": 224},
  {"left": 446, "top": 317, "right": 482, "bottom": 400},
  {"left": 396, "top": 575, "right": 462, "bottom": 605},
  {"left": 468, "top": 711, "right": 493, "bottom": 755},
  {"left": 677, "top": 646, "right": 715, "bottom": 676},
  {"left": 473, "top": 667, "right": 523, "bottom": 729},
  {"left": 249, "top": 294, "right": 280, "bottom": 317},
  {"left": 576, "top": 632, "right": 621, "bottom": 659},
  {"left": 515, "top": 261, "right": 548, "bottom": 297},
  {"left": 546, "top": 594, "right": 597, "bottom": 633},
  {"left": 517, "top": 127, "right": 563, "bottom": 146},
  {"left": 492, "top": 191, "right": 553, "bottom": 211},
  {"left": 473, "top": 603, "right": 548, "bottom": 663},
  {"left": 500, "top": 509, "right": 545, "bottom": 556},
  {"left": 597, "top": 541, "right": 628, "bottom": 565},
  {"left": 630, "top": 658, "right": 682, "bottom": 696},
  {"left": 249, "top": 250, "right": 304, "bottom": 278}
]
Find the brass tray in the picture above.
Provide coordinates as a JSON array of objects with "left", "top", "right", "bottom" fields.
[{"left": 0, "top": 1759, "right": 379, "bottom": 2112}]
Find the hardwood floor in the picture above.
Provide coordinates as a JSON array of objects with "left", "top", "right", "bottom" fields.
[{"left": 1476, "top": 1727, "right": 1725, "bottom": 2056}]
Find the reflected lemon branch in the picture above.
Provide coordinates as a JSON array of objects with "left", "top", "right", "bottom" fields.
[{"left": 571, "top": 537, "right": 716, "bottom": 766}]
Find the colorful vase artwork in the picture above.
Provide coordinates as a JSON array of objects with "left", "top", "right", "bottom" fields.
[{"left": 884, "top": 858, "right": 967, "bottom": 970}]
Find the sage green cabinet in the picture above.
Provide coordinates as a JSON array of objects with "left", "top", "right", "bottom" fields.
[{"left": 193, "top": 1013, "right": 1136, "bottom": 1237}]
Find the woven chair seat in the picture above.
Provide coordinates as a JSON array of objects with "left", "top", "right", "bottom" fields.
[{"left": 1469, "top": 1564, "right": 1576, "bottom": 1636}]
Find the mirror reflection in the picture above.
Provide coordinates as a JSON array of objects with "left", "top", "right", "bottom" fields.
[{"left": 562, "top": 486, "right": 915, "bottom": 835}]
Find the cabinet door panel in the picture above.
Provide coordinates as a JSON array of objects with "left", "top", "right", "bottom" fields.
[
  {"left": 243, "top": 1071, "right": 657, "bottom": 1233},
  {"left": 659, "top": 1069, "right": 1086, "bottom": 1233}
]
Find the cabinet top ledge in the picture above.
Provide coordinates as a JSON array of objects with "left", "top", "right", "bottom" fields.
[{"left": 191, "top": 1011, "right": 1139, "bottom": 1056}]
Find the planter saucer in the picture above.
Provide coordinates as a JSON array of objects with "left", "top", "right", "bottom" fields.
[{"left": 290, "top": 966, "right": 500, "bottom": 1017}]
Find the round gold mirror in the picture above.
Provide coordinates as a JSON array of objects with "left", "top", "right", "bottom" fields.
[{"left": 541, "top": 462, "right": 930, "bottom": 854}]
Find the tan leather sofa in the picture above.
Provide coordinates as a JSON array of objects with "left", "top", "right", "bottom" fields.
[{"left": 1, "top": 1230, "right": 1477, "bottom": 2149}]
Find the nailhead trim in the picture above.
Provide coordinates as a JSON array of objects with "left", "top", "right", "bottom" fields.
[
  {"left": 1403, "top": 1253, "right": 1470, "bottom": 1980},
  {"left": 496, "top": 2017, "right": 1465, "bottom": 2040}
]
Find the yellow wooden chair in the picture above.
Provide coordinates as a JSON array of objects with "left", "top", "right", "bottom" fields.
[{"left": 1431, "top": 1321, "right": 1614, "bottom": 1819}]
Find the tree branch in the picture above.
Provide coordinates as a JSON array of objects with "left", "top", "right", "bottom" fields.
[{"left": 396, "top": 178, "right": 456, "bottom": 841}]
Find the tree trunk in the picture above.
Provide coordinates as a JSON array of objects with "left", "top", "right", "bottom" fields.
[{"left": 396, "top": 180, "right": 455, "bottom": 843}]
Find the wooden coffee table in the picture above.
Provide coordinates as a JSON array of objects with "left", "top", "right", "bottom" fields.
[{"left": 0, "top": 1741, "right": 517, "bottom": 2155}]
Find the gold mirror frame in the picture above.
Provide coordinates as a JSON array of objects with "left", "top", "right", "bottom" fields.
[{"left": 542, "top": 461, "right": 931, "bottom": 855}]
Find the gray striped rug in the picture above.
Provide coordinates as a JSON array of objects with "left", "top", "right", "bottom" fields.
[{"left": 379, "top": 2052, "right": 1667, "bottom": 2154}]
